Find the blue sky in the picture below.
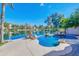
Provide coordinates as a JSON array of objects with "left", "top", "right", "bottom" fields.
[{"left": 0, "top": 3, "right": 79, "bottom": 26}]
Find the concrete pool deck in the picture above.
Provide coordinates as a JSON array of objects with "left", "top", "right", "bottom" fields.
[{"left": 0, "top": 38, "right": 72, "bottom": 56}]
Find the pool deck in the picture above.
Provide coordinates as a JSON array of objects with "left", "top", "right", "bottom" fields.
[
  {"left": 45, "top": 36, "right": 79, "bottom": 56},
  {"left": 0, "top": 38, "right": 72, "bottom": 56}
]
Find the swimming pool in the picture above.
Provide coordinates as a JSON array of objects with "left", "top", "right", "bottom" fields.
[
  {"left": 53, "top": 34, "right": 77, "bottom": 39},
  {"left": 4, "top": 34, "right": 26, "bottom": 40},
  {"left": 38, "top": 36, "right": 59, "bottom": 47},
  {"left": 38, "top": 34, "right": 77, "bottom": 47}
]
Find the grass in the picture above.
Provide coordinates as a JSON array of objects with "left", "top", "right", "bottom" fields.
[{"left": 0, "top": 43, "right": 5, "bottom": 46}]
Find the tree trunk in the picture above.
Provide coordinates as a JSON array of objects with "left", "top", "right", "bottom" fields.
[{"left": 0, "top": 3, "right": 5, "bottom": 43}]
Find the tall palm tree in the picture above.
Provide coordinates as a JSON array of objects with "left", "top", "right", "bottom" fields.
[{"left": 0, "top": 3, "right": 13, "bottom": 43}]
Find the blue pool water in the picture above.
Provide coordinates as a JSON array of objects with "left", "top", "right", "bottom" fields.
[
  {"left": 38, "top": 36, "right": 59, "bottom": 47},
  {"left": 53, "top": 34, "right": 77, "bottom": 39},
  {"left": 10, "top": 34, "right": 25, "bottom": 40},
  {"left": 5, "top": 32, "right": 77, "bottom": 47},
  {"left": 5, "top": 34, "right": 26, "bottom": 40},
  {"left": 38, "top": 34, "right": 77, "bottom": 47}
]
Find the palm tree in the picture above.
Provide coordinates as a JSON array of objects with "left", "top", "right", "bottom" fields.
[{"left": 0, "top": 3, "right": 13, "bottom": 43}]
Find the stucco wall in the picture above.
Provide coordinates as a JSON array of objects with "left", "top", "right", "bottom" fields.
[{"left": 66, "top": 27, "right": 79, "bottom": 35}]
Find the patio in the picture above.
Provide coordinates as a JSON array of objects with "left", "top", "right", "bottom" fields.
[{"left": 0, "top": 38, "right": 72, "bottom": 56}]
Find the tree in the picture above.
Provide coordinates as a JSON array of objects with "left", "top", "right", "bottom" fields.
[
  {"left": 69, "top": 8, "right": 79, "bottom": 28},
  {"left": 45, "top": 16, "right": 53, "bottom": 33},
  {"left": 33, "top": 25, "right": 38, "bottom": 32},
  {"left": 4, "top": 22, "right": 10, "bottom": 33},
  {"left": 45, "top": 16, "right": 52, "bottom": 26},
  {"left": 0, "top": 3, "right": 13, "bottom": 42},
  {"left": 59, "top": 17, "right": 69, "bottom": 34},
  {"left": 38, "top": 25, "right": 44, "bottom": 32},
  {"left": 45, "top": 13, "right": 63, "bottom": 33},
  {"left": 51, "top": 13, "right": 63, "bottom": 28}
]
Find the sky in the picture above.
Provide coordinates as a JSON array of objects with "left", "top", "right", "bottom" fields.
[{"left": 0, "top": 3, "right": 79, "bottom": 26}]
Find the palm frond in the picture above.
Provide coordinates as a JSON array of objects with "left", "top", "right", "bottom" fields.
[{"left": 8, "top": 3, "right": 14, "bottom": 9}]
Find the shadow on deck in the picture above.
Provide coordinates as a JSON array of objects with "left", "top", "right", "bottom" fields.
[{"left": 44, "top": 44, "right": 79, "bottom": 56}]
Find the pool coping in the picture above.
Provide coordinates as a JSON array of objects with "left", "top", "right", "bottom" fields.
[
  {"left": 25, "top": 39, "right": 72, "bottom": 56},
  {"left": 0, "top": 38, "right": 72, "bottom": 56}
]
